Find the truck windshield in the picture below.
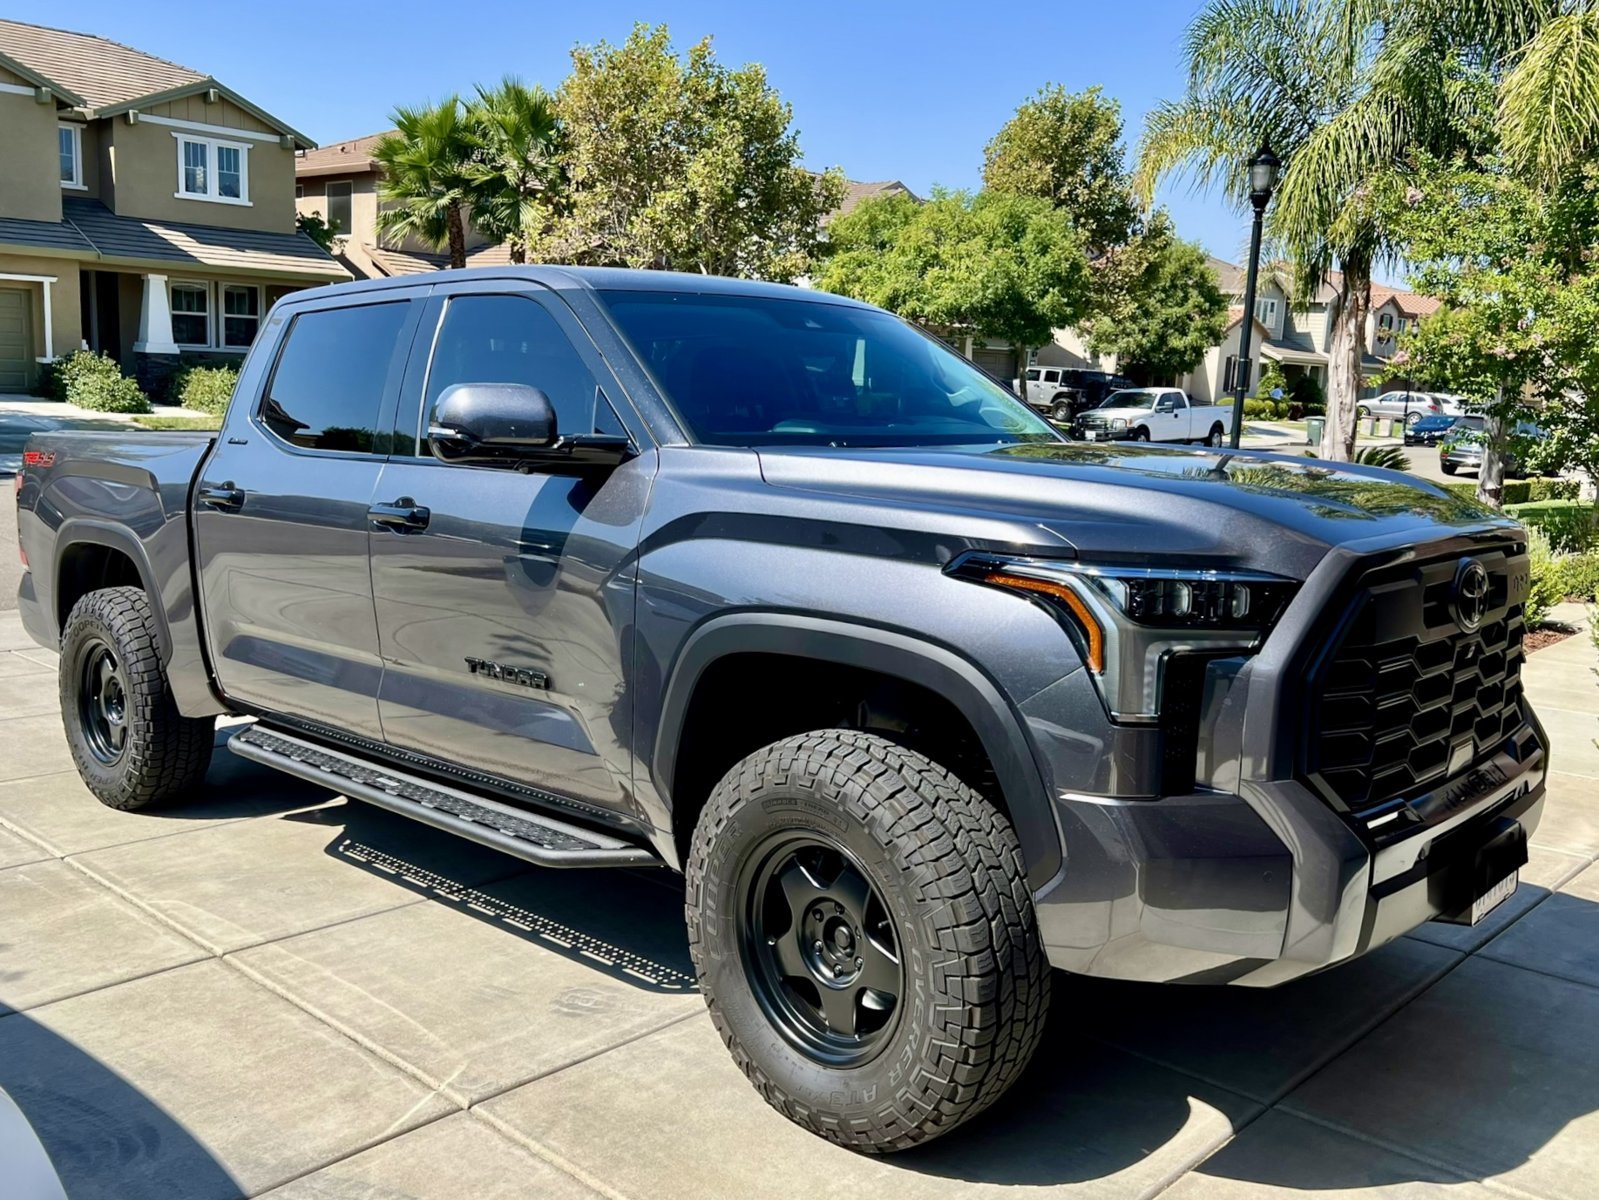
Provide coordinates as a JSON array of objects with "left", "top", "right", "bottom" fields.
[
  {"left": 1099, "top": 390, "right": 1157, "bottom": 409},
  {"left": 596, "top": 290, "right": 1059, "bottom": 448}
]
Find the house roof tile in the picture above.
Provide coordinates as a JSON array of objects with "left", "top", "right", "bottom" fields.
[
  {"left": 0, "top": 18, "right": 202, "bottom": 111},
  {"left": 0, "top": 212, "right": 96, "bottom": 255},
  {"left": 61, "top": 197, "right": 348, "bottom": 280},
  {"left": 295, "top": 131, "right": 391, "bottom": 178},
  {"left": 364, "top": 242, "right": 514, "bottom": 277}
]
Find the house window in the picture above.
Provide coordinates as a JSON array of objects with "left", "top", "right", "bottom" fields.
[
  {"left": 1254, "top": 297, "right": 1278, "bottom": 326},
  {"left": 325, "top": 181, "right": 352, "bottom": 235},
  {"left": 174, "top": 134, "right": 250, "bottom": 204},
  {"left": 295, "top": 183, "right": 304, "bottom": 199},
  {"left": 222, "top": 285, "right": 260, "bottom": 348},
  {"left": 59, "top": 124, "right": 83, "bottom": 188},
  {"left": 171, "top": 282, "right": 210, "bottom": 346}
]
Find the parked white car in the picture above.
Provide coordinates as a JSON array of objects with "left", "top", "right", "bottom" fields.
[
  {"left": 1071, "top": 388, "right": 1234, "bottom": 445},
  {"left": 1358, "top": 390, "right": 1460, "bottom": 424}
]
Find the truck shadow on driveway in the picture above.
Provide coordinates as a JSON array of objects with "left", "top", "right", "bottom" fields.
[{"left": 306, "top": 790, "right": 1599, "bottom": 1193}]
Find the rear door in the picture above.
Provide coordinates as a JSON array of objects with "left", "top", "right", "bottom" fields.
[
  {"left": 193, "top": 292, "right": 424, "bottom": 737},
  {"left": 368, "top": 280, "right": 654, "bottom": 823}
]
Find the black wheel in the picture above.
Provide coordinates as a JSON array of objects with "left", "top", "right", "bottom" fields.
[
  {"left": 1205, "top": 423, "right": 1225, "bottom": 447},
  {"left": 1441, "top": 462, "right": 1458, "bottom": 475},
  {"left": 1132, "top": 426, "right": 1150, "bottom": 441},
  {"left": 686, "top": 731, "right": 1049, "bottom": 1152},
  {"left": 1357, "top": 405, "right": 1371, "bottom": 420},
  {"left": 60, "top": 587, "right": 213, "bottom": 810},
  {"left": 1051, "top": 398, "right": 1072, "bottom": 422}
]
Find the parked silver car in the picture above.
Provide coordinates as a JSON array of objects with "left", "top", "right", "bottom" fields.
[{"left": 1357, "top": 390, "right": 1462, "bottom": 425}]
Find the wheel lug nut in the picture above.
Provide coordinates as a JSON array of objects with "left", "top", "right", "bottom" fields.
[
  {"left": 855, "top": 957, "right": 863, "bottom": 967},
  {"left": 814, "top": 941, "right": 824, "bottom": 953}
]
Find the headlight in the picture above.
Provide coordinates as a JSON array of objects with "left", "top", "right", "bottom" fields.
[
  {"left": 1111, "top": 418, "right": 1127, "bottom": 430},
  {"left": 947, "top": 554, "right": 1299, "bottom": 721}
]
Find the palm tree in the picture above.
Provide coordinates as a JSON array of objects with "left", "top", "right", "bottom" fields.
[
  {"left": 464, "top": 78, "right": 564, "bottom": 265},
  {"left": 373, "top": 98, "right": 476, "bottom": 269},
  {"left": 1135, "top": 0, "right": 1492, "bottom": 460}
]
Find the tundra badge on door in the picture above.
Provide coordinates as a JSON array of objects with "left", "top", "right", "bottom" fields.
[{"left": 465, "top": 657, "right": 550, "bottom": 689}]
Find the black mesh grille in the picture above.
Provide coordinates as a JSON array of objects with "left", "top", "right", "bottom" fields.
[{"left": 1302, "top": 544, "right": 1528, "bottom": 812}]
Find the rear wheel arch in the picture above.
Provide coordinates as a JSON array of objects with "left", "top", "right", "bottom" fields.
[
  {"left": 53, "top": 524, "right": 169, "bottom": 660},
  {"left": 653, "top": 614, "right": 1063, "bottom": 889}
]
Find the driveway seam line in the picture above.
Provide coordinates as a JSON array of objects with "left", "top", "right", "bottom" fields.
[
  {"left": 468, "top": 1104, "right": 643, "bottom": 1200},
  {"left": 236, "top": 1107, "right": 462, "bottom": 1200}
]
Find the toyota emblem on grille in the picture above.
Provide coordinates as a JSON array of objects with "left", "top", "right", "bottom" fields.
[{"left": 1452, "top": 558, "right": 1491, "bottom": 631}]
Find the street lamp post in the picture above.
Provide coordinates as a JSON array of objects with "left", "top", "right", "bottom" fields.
[{"left": 1229, "top": 143, "right": 1281, "bottom": 449}]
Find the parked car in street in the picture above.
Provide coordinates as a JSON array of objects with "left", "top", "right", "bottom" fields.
[
  {"left": 1406, "top": 413, "right": 1484, "bottom": 447},
  {"left": 1020, "top": 367, "right": 1135, "bottom": 422},
  {"left": 1441, "top": 422, "right": 1539, "bottom": 476},
  {"left": 16, "top": 267, "right": 1545, "bottom": 1153},
  {"left": 1072, "top": 387, "right": 1232, "bottom": 444},
  {"left": 1358, "top": 390, "right": 1459, "bottom": 425}
]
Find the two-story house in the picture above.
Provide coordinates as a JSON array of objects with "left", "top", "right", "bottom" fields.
[
  {"left": 0, "top": 19, "right": 347, "bottom": 394},
  {"left": 1367, "top": 283, "right": 1442, "bottom": 375}
]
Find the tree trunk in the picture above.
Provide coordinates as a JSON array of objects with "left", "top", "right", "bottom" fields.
[
  {"left": 447, "top": 202, "right": 467, "bottom": 270},
  {"left": 1478, "top": 387, "right": 1507, "bottom": 508},
  {"left": 509, "top": 240, "right": 527, "bottom": 265},
  {"left": 1320, "top": 252, "right": 1372, "bottom": 461}
]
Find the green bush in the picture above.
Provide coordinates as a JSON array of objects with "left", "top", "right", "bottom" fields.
[
  {"left": 176, "top": 365, "right": 240, "bottom": 416},
  {"left": 1556, "top": 552, "right": 1599, "bottom": 601},
  {"left": 72, "top": 372, "right": 150, "bottom": 414},
  {"left": 1504, "top": 500, "right": 1599, "bottom": 554},
  {"left": 1526, "top": 529, "right": 1563, "bottom": 628},
  {"left": 52, "top": 349, "right": 123, "bottom": 404},
  {"left": 1526, "top": 477, "right": 1581, "bottom": 502},
  {"left": 1444, "top": 481, "right": 1479, "bottom": 501}
]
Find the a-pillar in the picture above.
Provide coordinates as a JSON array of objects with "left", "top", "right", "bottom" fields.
[{"left": 132, "top": 272, "right": 181, "bottom": 400}]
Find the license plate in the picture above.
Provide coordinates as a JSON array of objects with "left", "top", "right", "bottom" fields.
[
  {"left": 1470, "top": 871, "right": 1518, "bottom": 924},
  {"left": 1085, "top": 431, "right": 1097, "bottom": 441}
]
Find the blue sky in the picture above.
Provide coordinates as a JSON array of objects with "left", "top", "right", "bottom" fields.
[{"left": 21, "top": 0, "right": 1327, "bottom": 272}]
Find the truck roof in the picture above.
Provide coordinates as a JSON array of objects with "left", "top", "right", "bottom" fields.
[{"left": 287, "top": 265, "right": 875, "bottom": 309}]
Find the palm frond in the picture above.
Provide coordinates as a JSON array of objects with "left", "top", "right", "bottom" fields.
[{"left": 1499, "top": 10, "right": 1599, "bottom": 184}]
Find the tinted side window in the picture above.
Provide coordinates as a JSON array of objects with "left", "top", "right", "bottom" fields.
[
  {"left": 425, "top": 294, "right": 600, "bottom": 436},
  {"left": 262, "top": 301, "right": 411, "bottom": 453}
]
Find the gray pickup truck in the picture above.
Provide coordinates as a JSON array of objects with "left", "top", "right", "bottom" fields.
[{"left": 15, "top": 268, "right": 1546, "bottom": 1152}]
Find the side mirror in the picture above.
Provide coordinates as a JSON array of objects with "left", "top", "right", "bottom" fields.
[{"left": 428, "top": 383, "right": 557, "bottom": 464}]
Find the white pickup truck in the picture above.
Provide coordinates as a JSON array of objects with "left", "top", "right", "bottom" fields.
[{"left": 1071, "top": 387, "right": 1233, "bottom": 446}]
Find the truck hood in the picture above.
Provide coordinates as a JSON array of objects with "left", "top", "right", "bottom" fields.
[
  {"left": 755, "top": 441, "right": 1517, "bottom": 580},
  {"left": 1084, "top": 406, "right": 1156, "bottom": 421}
]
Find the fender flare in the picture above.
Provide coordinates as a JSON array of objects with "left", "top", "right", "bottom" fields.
[
  {"left": 52, "top": 519, "right": 172, "bottom": 662},
  {"left": 652, "top": 612, "right": 1064, "bottom": 888}
]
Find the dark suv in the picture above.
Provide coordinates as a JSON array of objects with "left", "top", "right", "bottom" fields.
[{"left": 15, "top": 267, "right": 1546, "bottom": 1153}]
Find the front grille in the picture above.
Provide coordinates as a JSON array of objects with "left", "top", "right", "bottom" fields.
[
  {"left": 1302, "top": 544, "right": 1527, "bottom": 812},
  {"left": 1079, "top": 412, "right": 1108, "bottom": 429}
]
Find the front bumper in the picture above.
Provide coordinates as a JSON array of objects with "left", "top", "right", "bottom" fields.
[
  {"left": 1027, "top": 525, "right": 1546, "bottom": 985},
  {"left": 1070, "top": 424, "right": 1135, "bottom": 442}
]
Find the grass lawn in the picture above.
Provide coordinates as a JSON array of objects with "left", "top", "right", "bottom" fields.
[{"left": 132, "top": 414, "right": 221, "bottom": 431}]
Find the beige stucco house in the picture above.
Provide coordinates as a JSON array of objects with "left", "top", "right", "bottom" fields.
[{"left": 0, "top": 18, "right": 347, "bottom": 393}]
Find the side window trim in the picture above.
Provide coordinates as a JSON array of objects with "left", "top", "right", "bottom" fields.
[{"left": 252, "top": 296, "right": 423, "bottom": 460}]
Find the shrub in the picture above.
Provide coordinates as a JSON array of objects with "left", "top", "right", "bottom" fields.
[
  {"left": 1526, "top": 529, "right": 1563, "bottom": 628},
  {"left": 1288, "top": 372, "right": 1325, "bottom": 414},
  {"left": 1556, "top": 552, "right": 1599, "bottom": 602},
  {"left": 1526, "top": 477, "right": 1581, "bottom": 503},
  {"left": 1444, "top": 481, "right": 1479, "bottom": 501},
  {"left": 1504, "top": 500, "right": 1599, "bottom": 554},
  {"left": 72, "top": 372, "right": 151, "bottom": 414},
  {"left": 176, "top": 365, "right": 240, "bottom": 416},
  {"left": 52, "top": 349, "right": 122, "bottom": 404}
]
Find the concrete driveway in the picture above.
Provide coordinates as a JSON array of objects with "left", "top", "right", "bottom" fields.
[{"left": 0, "top": 619, "right": 1597, "bottom": 1200}]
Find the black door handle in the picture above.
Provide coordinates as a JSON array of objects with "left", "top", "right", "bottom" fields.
[
  {"left": 368, "top": 499, "right": 430, "bottom": 531},
  {"left": 197, "top": 482, "right": 244, "bottom": 510}
]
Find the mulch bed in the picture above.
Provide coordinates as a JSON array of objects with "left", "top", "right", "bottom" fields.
[{"left": 1526, "top": 627, "right": 1577, "bottom": 653}]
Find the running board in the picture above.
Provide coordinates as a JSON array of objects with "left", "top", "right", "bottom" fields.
[{"left": 229, "top": 725, "right": 658, "bottom": 869}]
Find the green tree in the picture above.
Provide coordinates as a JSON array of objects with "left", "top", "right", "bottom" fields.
[
  {"left": 1135, "top": 0, "right": 1500, "bottom": 462},
  {"left": 814, "top": 189, "right": 1093, "bottom": 352},
  {"left": 1380, "top": 155, "right": 1599, "bottom": 504},
  {"left": 982, "top": 84, "right": 1139, "bottom": 251},
  {"left": 373, "top": 98, "right": 476, "bottom": 268},
  {"left": 555, "top": 24, "right": 844, "bottom": 280},
  {"left": 1079, "top": 213, "right": 1228, "bottom": 380},
  {"left": 464, "top": 77, "right": 564, "bottom": 265},
  {"left": 295, "top": 211, "right": 336, "bottom": 253}
]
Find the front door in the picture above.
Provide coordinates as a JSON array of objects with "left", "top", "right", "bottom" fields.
[
  {"left": 369, "top": 283, "right": 652, "bottom": 823},
  {"left": 193, "top": 294, "right": 423, "bottom": 738},
  {"left": 0, "top": 288, "right": 33, "bottom": 392}
]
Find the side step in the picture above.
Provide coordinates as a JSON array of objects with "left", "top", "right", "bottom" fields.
[{"left": 229, "top": 725, "right": 659, "bottom": 869}]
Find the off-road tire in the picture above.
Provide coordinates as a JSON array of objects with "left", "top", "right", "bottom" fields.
[
  {"left": 685, "top": 730, "right": 1050, "bottom": 1152},
  {"left": 60, "top": 587, "right": 213, "bottom": 810},
  {"left": 1051, "top": 398, "right": 1072, "bottom": 423}
]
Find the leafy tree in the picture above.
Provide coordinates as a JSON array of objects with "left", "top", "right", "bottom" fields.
[
  {"left": 464, "top": 77, "right": 564, "bottom": 265},
  {"left": 1078, "top": 213, "right": 1227, "bottom": 380},
  {"left": 554, "top": 24, "right": 844, "bottom": 280},
  {"left": 295, "top": 212, "right": 336, "bottom": 253},
  {"left": 1380, "top": 155, "right": 1599, "bottom": 504},
  {"left": 814, "top": 189, "right": 1093, "bottom": 351},
  {"left": 982, "top": 84, "right": 1138, "bottom": 251},
  {"left": 373, "top": 97, "right": 477, "bottom": 268}
]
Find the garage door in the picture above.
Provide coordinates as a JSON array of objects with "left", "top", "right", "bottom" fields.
[
  {"left": 972, "top": 346, "right": 1016, "bottom": 382},
  {"left": 0, "top": 288, "right": 33, "bottom": 393}
]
